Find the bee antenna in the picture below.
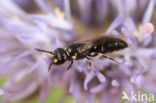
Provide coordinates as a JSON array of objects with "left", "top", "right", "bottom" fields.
[{"left": 35, "top": 48, "right": 53, "bottom": 55}]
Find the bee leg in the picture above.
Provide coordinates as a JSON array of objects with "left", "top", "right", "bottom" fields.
[
  {"left": 86, "top": 57, "right": 96, "bottom": 73},
  {"left": 48, "top": 61, "right": 53, "bottom": 72},
  {"left": 67, "top": 60, "right": 74, "bottom": 70},
  {"left": 100, "top": 54, "right": 120, "bottom": 64}
]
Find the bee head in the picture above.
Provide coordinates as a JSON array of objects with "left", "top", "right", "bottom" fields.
[
  {"left": 35, "top": 48, "right": 69, "bottom": 71},
  {"left": 52, "top": 48, "right": 68, "bottom": 65}
]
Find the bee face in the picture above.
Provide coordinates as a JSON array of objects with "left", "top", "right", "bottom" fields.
[{"left": 52, "top": 48, "right": 68, "bottom": 64}]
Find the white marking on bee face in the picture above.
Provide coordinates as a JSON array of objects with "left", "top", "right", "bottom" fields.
[{"left": 53, "top": 59, "right": 58, "bottom": 63}]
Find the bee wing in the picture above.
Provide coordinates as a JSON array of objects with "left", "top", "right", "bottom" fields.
[
  {"left": 66, "top": 39, "right": 92, "bottom": 54},
  {"left": 73, "top": 35, "right": 119, "bottom": 52},
  {"left": 74, "top": 39, "right": 93, "bottom": 50},
  {"left": 67, "top": 34, "right": 121, "bottom": 53}
]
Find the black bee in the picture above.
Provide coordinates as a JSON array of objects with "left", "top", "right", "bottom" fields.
[{"left": 35, "top": 35, "right": 128, "bottom": 71}]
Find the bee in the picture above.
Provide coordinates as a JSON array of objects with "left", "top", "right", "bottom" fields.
[{"left": 35, "top": 35, "right": 128, "bottom": 72}]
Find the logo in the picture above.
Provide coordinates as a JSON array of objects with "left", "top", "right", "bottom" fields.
[{"left": 121, "top": 91, "right": 155, "bottom": 102}]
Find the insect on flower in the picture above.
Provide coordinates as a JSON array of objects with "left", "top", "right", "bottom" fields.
[{"left": 35, "top": 35, "right": 128, "bottom": 72}]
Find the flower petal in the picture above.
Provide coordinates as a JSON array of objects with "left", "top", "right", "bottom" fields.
[
  {"left": 106, "top": 13, "right": 124, "bottom": 34},
  {"left": 142, "top": 0, "right": 155, "bottom": 24},
  {"left": 84, "top": 71, "right": 94, "bottom": 90}
]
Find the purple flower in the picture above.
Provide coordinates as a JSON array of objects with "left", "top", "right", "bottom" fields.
[{"left": 0, "top": 0, "right": 156, "bottom": 103}]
